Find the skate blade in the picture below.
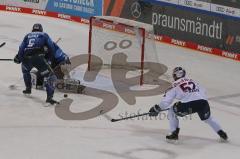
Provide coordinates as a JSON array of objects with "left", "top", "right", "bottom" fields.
[
  {"left": 166, "top": 138, "right": 179, "bottom": 144},
  {"left": 24, "top": 94, "right": 32, "bottom": 98},
  {"left": 44, "top": 102, "right": 60, "bottom": 107},
  {"left": 219, "top": 138, "right": 229, "bottom": 143}
]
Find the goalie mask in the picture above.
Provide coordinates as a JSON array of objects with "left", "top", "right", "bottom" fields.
[{"left": 172, "top": 67, "right": 186, "bottom": 81}]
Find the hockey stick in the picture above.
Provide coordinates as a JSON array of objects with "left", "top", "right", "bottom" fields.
[
  {"left": 55, "top": 38, "right": 61, "bottom": 44},
  {"left": 111, "top": 108, "right": 170, "bottom": 122},
  {"left": 0, "top": 42, "right": 6, "bottom": 48},
  {"left": 111, "top": 112, "right": 150, "bottom": 122},
  {"left": 0, "top": 59, "right": 13, "bottom": 61}
]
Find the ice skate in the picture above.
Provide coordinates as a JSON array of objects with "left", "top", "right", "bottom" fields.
[
  {"left": 22, "top": 87, "right": 31, "bottom": 96},
  {"left": 218, "top": 130, "right": 228, "bottom": 142},
  {"left": 166, "top": 128, "right": 180, "bottom": 143},
  {"left": 45, "top": 97, "right": 59, "bottom": 107}
]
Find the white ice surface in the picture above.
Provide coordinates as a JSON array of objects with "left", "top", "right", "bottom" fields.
[{"left": 0, "top": 11, "right": 240, "bottom": 159}]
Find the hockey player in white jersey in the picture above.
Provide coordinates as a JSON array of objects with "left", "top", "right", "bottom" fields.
[{"left": 149, "top": 67, "right": 228, "bottom": 141}]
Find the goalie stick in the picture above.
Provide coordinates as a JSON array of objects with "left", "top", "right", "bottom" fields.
[
  {"left": 0, "top": 42, "right": 6, "bottom": 48},
  {"left": 111, "top": 108, "right": 169, "bottom": 122}
]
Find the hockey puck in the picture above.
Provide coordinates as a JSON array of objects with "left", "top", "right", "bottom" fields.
[
  {"left": 64, "top": 94, "right": 68, "bottom": 98},
  {"left": 9, "top": 85, "right": 16, "bottom": 90}
]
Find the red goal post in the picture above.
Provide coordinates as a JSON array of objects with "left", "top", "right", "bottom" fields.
[{"left": 88, "top": 16, "right": 159, "bottom": 85}]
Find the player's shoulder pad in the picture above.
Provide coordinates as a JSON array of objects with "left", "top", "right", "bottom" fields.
[
  {"left": 172, "top": 77, "right": 187, "bottom": 87},
  {"left": 27, "top": 32, "right": 44, "bottom": 37},
  {"left": 25, "top": 32, "right": 32, "bottom": 38},
  {"left": 163, "top": 87, "right": 173, "bottom": 97},
  {"left": 41, "top": 32, "right": 50, "bottom": 37}
]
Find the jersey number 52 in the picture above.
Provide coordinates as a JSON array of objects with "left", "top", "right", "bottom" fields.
[{"left": 180, "top": 82, "right": 196, "bottom": 92}]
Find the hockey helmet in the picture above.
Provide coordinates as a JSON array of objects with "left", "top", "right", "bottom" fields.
[
  {"left": 172, "top": 67, "right": 186, "bottom": 81},
  {"left": 32, "top": 23, "right": 43, "bottom": 32}
]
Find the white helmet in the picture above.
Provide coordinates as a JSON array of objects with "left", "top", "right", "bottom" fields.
[{"left": 172, "top": 67, "right": 186, "bottom": 81}]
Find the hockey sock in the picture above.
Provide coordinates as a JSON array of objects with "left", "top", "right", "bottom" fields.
[
  {"left": 204, "top": 116, "right": 222, "bottom": 133},
  {"left": 168, "top": 107, "right": 179, "bottom": 132}
]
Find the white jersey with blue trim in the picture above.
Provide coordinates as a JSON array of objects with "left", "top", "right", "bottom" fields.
[{"left": 159, "top": 77, "right": 207, "bottom": 109}]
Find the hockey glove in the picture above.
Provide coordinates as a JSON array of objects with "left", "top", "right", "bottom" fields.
[
  {"left": 13, "top": 54, "right": 21, "bottom": 64},
  {"left": 58, "top": 56, "right": 71, "bottom": 66},
  {"left": 64, "top": 56, "right": 71, "bottom": 65},
  {"left": 149, "top": 104, "right": 162, "bottom": 117}
]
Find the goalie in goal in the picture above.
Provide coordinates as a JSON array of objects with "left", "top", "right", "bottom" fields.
[{"left": 30, "top": 42, "right": 85, "bottom": 94}]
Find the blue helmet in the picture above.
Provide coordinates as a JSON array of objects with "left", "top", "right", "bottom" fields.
[
  {"left": 172, "top": 67, "right": 186, "bottom": 81},
  {"left": 32, "top": 23, "right": 43, "bottom": 32}
]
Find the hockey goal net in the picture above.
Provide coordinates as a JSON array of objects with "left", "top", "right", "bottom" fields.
[{"left": 88, "top": 16, "right": 161, "bottom": 85}]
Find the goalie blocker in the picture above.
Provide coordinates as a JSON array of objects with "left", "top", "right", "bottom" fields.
[{"left": 30, "top": 70, "right": 85, "bottom": 94}]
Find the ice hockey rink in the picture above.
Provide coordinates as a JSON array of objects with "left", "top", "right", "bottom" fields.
[{"left": 0, "top": 11, "right": 240, "bottom": 159}]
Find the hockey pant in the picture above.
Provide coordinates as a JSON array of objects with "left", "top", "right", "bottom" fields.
[
  {"left": 21, "top": 55, "right": 57, "bottom": 98},
  {"left": 168, "top": 99, "right": 222, "bottom": 133}
]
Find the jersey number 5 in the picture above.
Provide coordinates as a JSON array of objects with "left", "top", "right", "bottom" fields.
[
  {"left": 180, "top": 82, "right": 196, "bottom": 92},
  {"left": 27, "top": 39, "right": 35, "bottom": 47}
]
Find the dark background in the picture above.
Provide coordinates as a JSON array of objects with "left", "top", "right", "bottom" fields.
[
  {"left": 104, "top": 0, "right": 240, "bottom": 53},
  {"left": 203, "top": 0, "right": 240, "bottom": 8},
  {"left": 208, "top": 0, "right": 240, "bottom": 8}
]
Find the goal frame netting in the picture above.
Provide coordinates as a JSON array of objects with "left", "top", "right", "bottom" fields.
[{"left": 88, "top": 16, "right": 153, "bottom": 85}]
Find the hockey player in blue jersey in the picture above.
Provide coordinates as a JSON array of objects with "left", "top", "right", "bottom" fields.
[{"left": 13, "top": 23, "right": 70, "bottom": 105}]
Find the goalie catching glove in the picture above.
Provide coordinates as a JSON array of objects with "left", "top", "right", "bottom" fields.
[{"left": 149, "top": 104, "right": 162, "bottom": 116}]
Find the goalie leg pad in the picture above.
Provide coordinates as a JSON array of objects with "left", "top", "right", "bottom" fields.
[{"left": 56, "top": 79, "right": 86, "bottom": 94}]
